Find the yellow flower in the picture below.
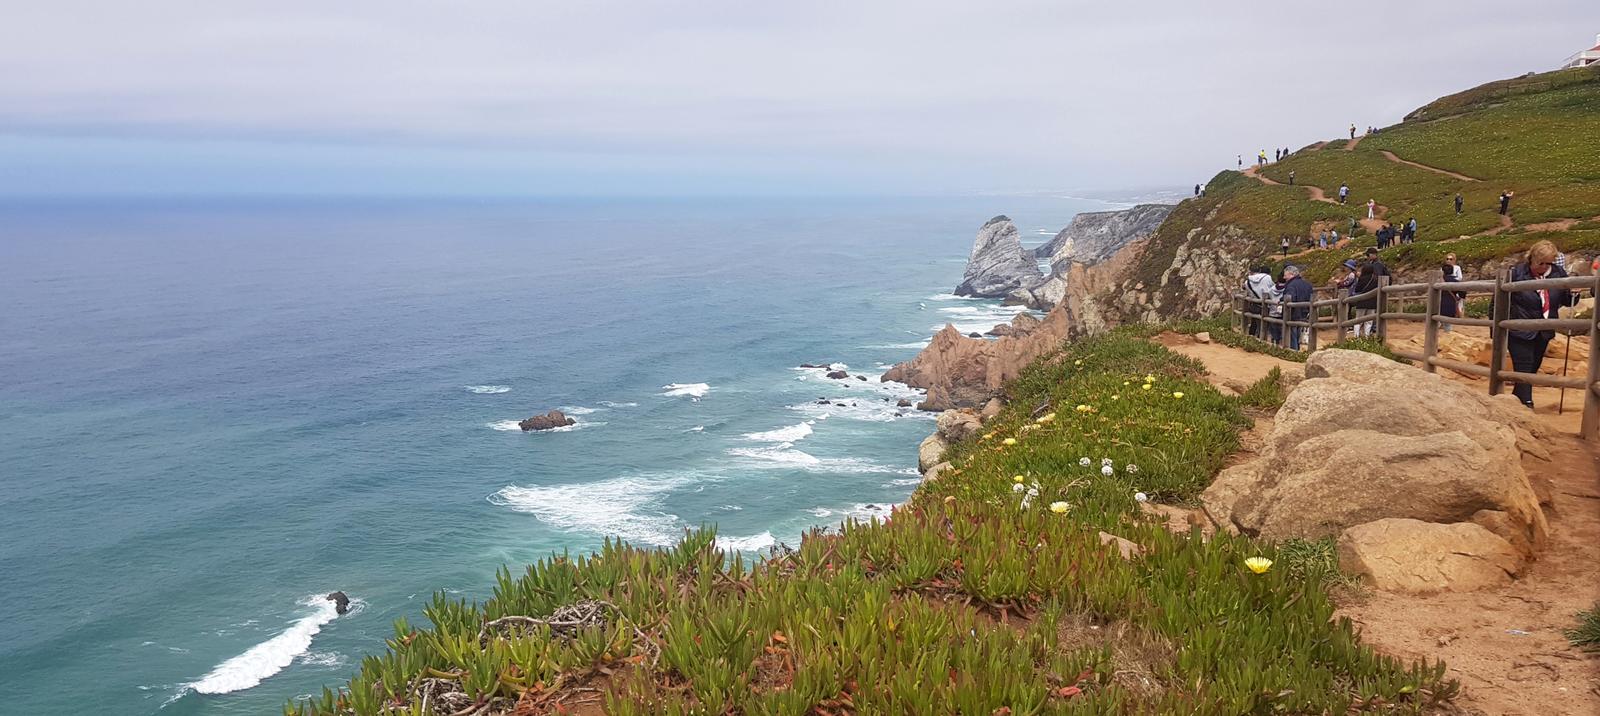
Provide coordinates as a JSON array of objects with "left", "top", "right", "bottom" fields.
[
  {"left": 1144, "top": 374, "right": 1155, "bottom": 382},
  {"left": 982, "top": 432, "right": 994, "bottom": 440},
  {"left": 1122, "top": 380, "right": 1130, "bottom": 386},
  {"left": 1035, "top": 412, "right": 1056, "bottom": 423},
  {"left": 1141, "top": 383, "right": 1152, "bottom": 391},
  {"left": 1172, "top": 391, "right": 1184, "bottom": 399},
  {"left": 1074, "top": 359, "right": 1083, "bottom": 366},
  {"left": 1003, "top": 437, "right": 1017, "bottom": 446},
  {"left": 1074, "top": 404, "right": 1091, "bottom": 412},
  {"left": 943, "top": 495, "right": 957, "bottom": 505},
  {"left": 1049, "top": 501, "right": 1070, "bottom": 514},
  {"left": 1111, "top": 395, "right": 1119, "bottom": 400},
  {"left": 1245, "top": 557, "right": 1273, "bottom": 574},
  {"left": 1013, "top": 475, "right": 1025, "bottom": 483}
]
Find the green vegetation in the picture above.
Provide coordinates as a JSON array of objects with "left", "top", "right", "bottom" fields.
[
  {"left": 1236, "top": 367, "right": 1287, "bottom": 410},
  {"left": 1275, "top": 538, "right": 1355, "bottom": 589},
  {"left": 1326, "top": 336, "right": 1405, "bottom": 363},
  {"left": 291, "top": 331, "right": 1455, "bottom": 715},
  {"left": 1564, "top": 602, "right": 1600, "bottom": 653},
  {"left": 1165, "top": 317, "right": 1309, "bottom": 363}
]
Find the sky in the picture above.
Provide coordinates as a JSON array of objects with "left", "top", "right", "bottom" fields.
[{"left": 0, "top": 1, "right": 1594, "bottom": 197}]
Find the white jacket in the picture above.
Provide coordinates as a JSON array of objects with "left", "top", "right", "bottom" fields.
[{"left": 1245, "top": 272, "right": 1281, "bottom": 315}]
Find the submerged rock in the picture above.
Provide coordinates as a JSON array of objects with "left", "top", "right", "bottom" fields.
[
  {"left": 519, "top": 410, "right": 576, "bottom": 431},
  {"left": 954, "top": 216, "right": 1043, "bottom": 298},
  {"left": 825, "top": 370, "right": 849, "bottom": 379}
]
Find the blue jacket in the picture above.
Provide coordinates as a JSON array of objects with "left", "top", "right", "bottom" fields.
[{"left": 1282, "top": 276, "right": 1314, "bottom": 321}]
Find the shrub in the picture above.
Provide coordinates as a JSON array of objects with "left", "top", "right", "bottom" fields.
[
  {"left": 1327, "top": 335, "right": 1406, "bottom": 362},
  {"left": 1565, "top": 602, "right": 1600, "bottom": 653},
  {"left": 1237, "top": 367, "right": 1287, "bottom": 409}
]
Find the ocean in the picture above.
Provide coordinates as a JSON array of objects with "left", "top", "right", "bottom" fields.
[{"left": 0, "top": 194, "right": 1107, "bottom": 714}]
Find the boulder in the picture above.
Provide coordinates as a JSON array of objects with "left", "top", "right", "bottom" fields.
[
  {"left": 1203, "top": 350, "right": 1547, "bottom": 548},
  {"left": 954, "top": 216, "right": 1044, "bottom": 298},
  {"left": 985, "top": 324, "right": 1016, "bottom": 337},
  {"left": 1193, "top": 331, "right": 1211, "bottom": 344},
  {"left": 519, "top": 410, "right": 575, "bottom": 431},
  {"left": 935, "top": 410, "right": 983, "bottom": 443},
  {"left": 326, "top": 591, "right": 351, "bottom": 615},
  {"left": 1140, "top": 502, "right": 1212, "bottom": 538},
  {"left": 884, "top": 303, "right": 1074, "bottom": 410},
  {"left": 897, "top": 398, "right": 913, "bottom": 407},
  {"left": 980, "top": 397, "right": 1004, "bottom": 421},
  {"left": 1402, "top": 330, "right": 1588, "bottom": 378},
  {"left": 924, "top": 462, "right": 952, "bottom": 481},
  {"left": 825, "top": 370, "right": 849, "bottom": 379},
  {"left": 1098, "top": 531, "right": 1144, "bottom": 560},
  {"left": 918, "top": 433, "right": 949, "bottom": 473},
  {"left": 1472, "top": 508, "right": 1541, "bottom": 559},
  {"left": 1337, "top": 519, "right": 1523, "bottom": 594}
]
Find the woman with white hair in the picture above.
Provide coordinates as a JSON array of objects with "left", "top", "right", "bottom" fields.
[{"left": 1506, "top": 240, "right": 1575, "bottom": 408}]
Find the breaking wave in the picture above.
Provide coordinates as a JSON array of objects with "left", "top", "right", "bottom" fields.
[
  {"left": 465, "top": 385, "right": 511, "bottom": 394},
  {"left": 660, "top": 383, "right": 710, "bottom": 398},
  {"left": 188, "top": 595, "right": 350, "bottom": 695},
  {"left": 488, "top": 475, "right": 689, "bottom": 546}
]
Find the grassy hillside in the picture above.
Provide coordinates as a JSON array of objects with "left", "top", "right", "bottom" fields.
[
  {"left": 1135, "top": 65, "right": 1600, "bottom": 289},
  {"left": 290, "top": 331, "right": 1453, "bottom": 715}
]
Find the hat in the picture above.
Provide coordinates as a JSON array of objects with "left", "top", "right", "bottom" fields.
[{"left": 1343, "top": 259, "right": 1358, "bottom": 269}]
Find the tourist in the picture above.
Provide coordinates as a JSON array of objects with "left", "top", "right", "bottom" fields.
[
  {"left": 1194, "top": 184, "right": 1200, "bottom": 197},
  {"left": 1289, "top": 170, "right": 1296, "bottom": 185},
  {"left": 1259, "top": 149, "right": 1267, "bottom": 167},
  {"left": 1281, "top": 266, "right": 1314, "bottom": 350},
  {"left": 1330, "top": 228, "right": 1339, "bottom": 245},
  {"left": 1280, "top": 236, "right": 1290, "bottom": 256},
  {"left": 1506, "top": 240, "right": 1574, "bottom": 408},
  {"left": 1275, "top": 148, "right": 1281, "bottom": 162},
  {"left": 1365, "top": 247, "right": 1390, "bottom": 277},
  {"left": 1454, "top": 193, "right": 1464, "bottom": 215},
  {"left": 1238, "top": 154, "right": 1243, "bottom": 169},
  {"left": 1201, "top": 183, "right": 1207, "bottom": 197},
  {"left": 1438, "top": 260, "right": 1461, "bottom": 332},
  {"left": 1499, "top": 190, "right": 1512, "bottom": 215},
  {"left": 1366, "top": 198, "right": 1376, "bottom": 220},
  {"left": 1405, "top": 217, "right": 1417, "bottom": 244},
  {"left": 1319, "top": 230, "right": 1328, "bottom": 249},
  {"left": 1334, "top": 259, "right": 1359, "bottom": 294},
  {"left": 1338, "top": 183, "right": 1349, "bottom": 204},
  {"left": 1350, "top": 263, "right": 1380, "bottom": 337},
  {"left": 1350, "top": 123, "right": 1356, "bottom": 140},
  {"left": 1245, "top": 266, "right": 1280, "bottom": 341}
]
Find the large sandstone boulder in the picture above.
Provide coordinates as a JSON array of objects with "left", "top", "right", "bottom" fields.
[
  {"left": 1337, "top": 519, "right": 1523, "bottom": 594},
  {"left": 1202, "top": 350, "right": 1548, "bottom": 548},
  {"left": 935, "top": 410, "right": 983, "bottom": 443},
  {"left": 883, "top": 304, "right": 1074, "bottom": 410},
  {"left": 918, "top": 433, "right": 949, "bottom": 473},
  {"left": 954, "top": 216, "right": 1043, "bottom": 298},
  {"left": 1401, "top": 330, "right": 1588, "bottom": 377}
]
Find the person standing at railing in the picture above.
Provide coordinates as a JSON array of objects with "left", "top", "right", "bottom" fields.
[
  {"left": 1439, "top": 260, "right": 1461, "bottom": 333},
  {"left": 1350, "top": 264, "right": 1380, "bottom": 337},
  {"left": 1245, "top": 266, "right": 1280, "bottom": 342},
  {"left": 1282, "top": 266, "right": 1314, "bottom": 350},
  {"left": 1505, "top": 240, "right": 1575, "bottom": 408}
]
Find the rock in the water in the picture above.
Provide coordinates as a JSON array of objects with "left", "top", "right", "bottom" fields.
[
  {"left": 519, "top": 410, "right": 576, "bottom": 431},
  {"left": 967, "top": 332, "right": 983, "bottom": 338},
  {"left": 918, "top": 432, "right": 949, "bottom": 473},
  {"left": 326, "top": 591, "right": 351, "bottom": 615},
  {"left": 1202, "top": 350, "right": 1547, "bottom": 546},
  {"left": 1337, "top": 518, "right": 1522, "bottom": 594},
  {"left": 985, "top": 324, "right": 1015, "bottom": 337},
  {"left": 825, "top": 370, "right": 849, "bottom": 379},
  {"left": 896, "top": 399, "right": 913, "bottom": 407},
  {"left": 935, "top": 410, "right": 983, "bottom": 443},
  {"left": 855, "top": 375, "right": 867, "bottom": 381},
  {"left": 954, "top": 216, "right": 1043, "bottom": 298},
  {"left": 883, "top": 304, "right": 1075, "bottom": 410}
]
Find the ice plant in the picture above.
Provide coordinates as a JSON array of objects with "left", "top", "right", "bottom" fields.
[
  {"left": 1101, "top": 458, "right": 1113, "bottom": 466},
  {"left": 1101, "top": 465, "right": 1114, "bottom": 477},
  {"left": 1049, "top": 501, "right": 1070, "bottom": 514},
  {"left": 1134, "top": 492, "right": 1148, "bottom": 502},
  {"left": 1141, "top": 383, "right": 1152, "bottom": 390},
  {"left": 1245, "top": 557, "right": 1273, "bottom": 574},
  {"left": 1013, "top": 475, "right": 1025, "bottom": 483},
  {"left": 1172, "top": 391, "right": 1184, "bottom": 399},
  {"left": 1078, "top": 457, "right": 1091, "bottom": 467},
  {"left": 1074, "top": 404, "right": 1091, "bottom": 412},
  {"left": 1125, "top": 463, "right": 1139, "bottom": 474},
  {"left": 1002, "top": 437, "right": 1017, "bottom": 446}
]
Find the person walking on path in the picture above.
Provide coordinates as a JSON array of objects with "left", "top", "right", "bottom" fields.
[
  {"left": 1281, "top": 266, "right": 1314, "bottom": 350},
  {"left": 1338, "top": 183, "right": 1349, "bottom": 204},
  {"left": 1289, "top": 170, "right": 1295, "bottom": 186},
  {"left": 1194, "top": 183, "right": 1201, "bottom": 197},
  {"left": 1318, "top": 230, "right": 1328, "bottom": 249},
  {"left": 1439, "top": 259, "right": 1461, "bottom": 331},
  {"left": 1259, "top": 150, "right": 1267, "bottom": 167},
  {"left": 1505, "top": 240, "right": 1574, "bottom": 408},
  {"left": 1499, "top": 190, "right": 1512, "bottom": 215},
  {"left": 1330, "top": 228, "right": 1339, "bottom": 246},
  {"left": 1406, "top": 217, "right": 1417, "bottom": 244},
  {"left": 1237, "top": 154, "right": 1243, "bottom": 169},
  {"left": 1454, "top": 193, "right": 1464, "bottom": 215},
  {"left": 1349, "top": 264, "right": 1380, "bottom": 338},
  {"left": 1350, "top": 123, "right": 1356, "bottom": 140},
  {"left": 1280, "top": 236, "right": 1290, "bottom": 256},
  {"left": 1366, "top": 198, "right": 1376, "bottom": 220}
]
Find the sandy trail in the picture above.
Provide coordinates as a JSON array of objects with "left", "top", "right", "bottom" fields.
[
  {"left": 1150, "top": 331, "right": 1301, "bottom": 393},
  {"left": 1378, "top": 149, "right": 1480, "bottom": 182}
]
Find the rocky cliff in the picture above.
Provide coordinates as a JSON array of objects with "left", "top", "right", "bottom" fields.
[
  {"left": 953, "top": 215, "right": 1042, "bottom": 298},
  {"left": 882, "top": 304, "right": 1074, "bottom": 411},
  {"left": 1006, "top": 204, "right": 1173, "bottom": 311}
]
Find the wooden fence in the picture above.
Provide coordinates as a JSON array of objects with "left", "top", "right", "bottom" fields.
[{"left": 1231, "top": 270, "right": 1600, "bottom": 440}]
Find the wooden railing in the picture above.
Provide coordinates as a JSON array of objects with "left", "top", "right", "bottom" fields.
[{"left": 1231, "top": 270, "right": 1600, "bottom": 439}]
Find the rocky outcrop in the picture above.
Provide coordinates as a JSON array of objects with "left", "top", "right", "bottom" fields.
[
  {"left": 1401, "top": 330, "right": 1589, "bottom": 377},
  {"left": 954, "top": 216, "right": 1042, "bottom": 298},
  {"left": 918, "top": 433, "right": 949, "bottom": 473},
  {"left": 519, "top": 410, "right": 576, "bottom": 431},
  {"left": 1337, "top": 519, "right": 1523, "bottom": 594},
  {"left": 326, "top": 591, "right": 351, "bottom": 615},
  {"left": 1009, "top": 204, "right": 1173, "bottom": 311},
  {"left": 1202, "top": 350, "right": 1549, "bottom": 546},
  {"left": 1034, "top": 204, "right": 1174, "bottom": 266},
  {"left": 935, "top": 410, "right": 983, "bottom": 443},
  {"left": 883, "top": 304, "right": 1074, "bottom": 411}
]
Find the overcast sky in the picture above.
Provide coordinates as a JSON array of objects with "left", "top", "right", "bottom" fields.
[{"left": 0, "top": 1, "right": 1594, "bottom": 197}]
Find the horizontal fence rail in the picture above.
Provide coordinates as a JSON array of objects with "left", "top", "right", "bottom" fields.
[{"left": 1232, "top": 269, "right": 1599, "bottom": 440}]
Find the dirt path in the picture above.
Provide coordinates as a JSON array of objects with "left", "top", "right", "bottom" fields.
[
  {"left": 1150, "top": 331, "right": 1302, "bottom": 394},
  {"left": 1378, "top": 149, "right": 1481, "bottom": 182},
  {"left": 1346, "top": 134, "right": 1365, "bottom": 151},
  {"left": 1336, "top": 437, "right": 1600, "bottom": 716}
]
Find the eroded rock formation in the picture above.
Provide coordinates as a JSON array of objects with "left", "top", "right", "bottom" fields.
[
  {"left": 1009, "top": 204, "right": 1173, "bottom": 311},
  {"left": 519, "top": 410, "right": 576, "bottom": 431},
  {"left": 954, "top": 216, "right": 1042, "bottom": 298},
  {"left": 883, "top": 304, "right": 1074, "bottom": 411}
]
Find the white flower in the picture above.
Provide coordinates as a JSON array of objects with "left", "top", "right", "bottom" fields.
[
  {"left": 1078, "top": 457, "right": 1091, "bottom": 467},
  {"left": 1101, "top": 457, "right": 1113, "bottom": 466},
  {"left": 1026, "top": 487, "right": 1040, "bottom": 498},
  {"left": 1012, "top": 483, "right": 1026, "bottom": 493},
  {"left": 1125, "top": 464, "right": 1139, "bottom": 474},
  {"left": 1101, "top": 465, "right": 1114, "bottom": 477},
  {"left": 1134, "top": 492, "right": 1149, "bottom": 502}
]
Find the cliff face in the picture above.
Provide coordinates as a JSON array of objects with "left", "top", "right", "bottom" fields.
[
  {"left": 882, "top": 304, "right": 1074, "bottom": 411},
  {"left": 954, "top": 215, "right": 1043, "bottom": 298},
  {"left": 1008, "top": 203, "right": 1173, "bottom": 311}
]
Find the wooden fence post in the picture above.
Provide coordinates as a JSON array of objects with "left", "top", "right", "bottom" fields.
[
  {"left": 1422, "top": 280, "right": 1439, "bottom": 373},
  {"left": 1337, "top": 291, "right": 1349, "bottom": 340},
  {"left": 1307, "top": 300, "right": 1319, "bottom": 352},
  {"left": 1376, "top": 275, "right": 1391, "bottom": 341},
  {"left": 1489, "top": 269, "right": 1509, "bottom": 397},
  {"left": 1583, "top": 272, "right": 1600, "bottom": 440}
]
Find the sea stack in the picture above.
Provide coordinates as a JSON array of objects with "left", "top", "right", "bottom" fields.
[
  {"left": 518, "top": 410, "right": 576, "bottom": 431},
  {"left": 326, "top": 591, "right": 351, "bottom": 615},
  {"left": 953, "top": 216, "right": 1042, "bottom": 298}
]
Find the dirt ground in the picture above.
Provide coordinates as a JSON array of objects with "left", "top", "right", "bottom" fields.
[{"left": 1156, "top": 330, "right": 1600, "bottom": 714}]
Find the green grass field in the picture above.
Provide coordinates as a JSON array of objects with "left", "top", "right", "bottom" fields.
[{"left": 290, "top": 331, "right": 1455, "bottom": 715}]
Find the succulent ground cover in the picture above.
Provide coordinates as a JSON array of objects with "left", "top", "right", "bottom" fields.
[{"left": 292, "top": 330, "right": 1455, "bottom": 715}]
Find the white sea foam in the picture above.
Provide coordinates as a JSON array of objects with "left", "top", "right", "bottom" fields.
[
  {"left": 889, "top": 477, "right": 924, "bottom": 486},
  {"left": 188, "top": 596, "right": 343, "bottom": 695},
  {"left": 727, "top": 445, "right": 915, "bottom": 475},
  {"left": 297, "top": 651, "right": 346, "bottom": 668},
  {"left": 488, "top": 475, "right": 688, "bottom": 546},
  {"left": 558, "top": 405, "right": 599, "bottom": 415},
  {"left": 465, "top": 385, "right": 511, "bottom": 394},
  {"left": 598, "top": 401, "right": 639, "bottom": 408},
  {"left": 742, "top": 421, "right": 814, "bottom": 443},
  {"left": 726, "top": 444, "right": 822, "bottom": 466},
  {"left": 926, "top": 293, "right": 977, "bottom": 301},
  {"left": 716, "top": 531, "right": 777, "bottom": 553},
  {"left": 686, "top": 425, "right": 705, "bottom": 433},
  {"left": 660, "top": 383, "right": 711, "bottom": 398},
  {"left": 934, "top": 302, "right": 1038, "bottom": 335}
]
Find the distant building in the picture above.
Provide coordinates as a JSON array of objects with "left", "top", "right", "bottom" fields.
[{"left": 1561, "top": 33, "right": 1600, "bottom": 69}]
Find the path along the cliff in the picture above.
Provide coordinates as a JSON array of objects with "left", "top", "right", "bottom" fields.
[{"left": 1150, "top": 331, "right": 1600, "bottom": 715}]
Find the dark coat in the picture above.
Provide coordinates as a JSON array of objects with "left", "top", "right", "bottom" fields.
[
  {"left": 1507, "top": 262, "right": 1573, "bottom": 341},
  {"left": 1282, "top": 276, "right": 1314, "bottom": 321},
  {"left": 1350, "top": 273, "right": 1380, "bottom": 310}
]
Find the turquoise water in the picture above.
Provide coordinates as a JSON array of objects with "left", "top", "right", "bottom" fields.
[{"left": 0, "top": 195, "right": 1101, "bottom": 714}]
